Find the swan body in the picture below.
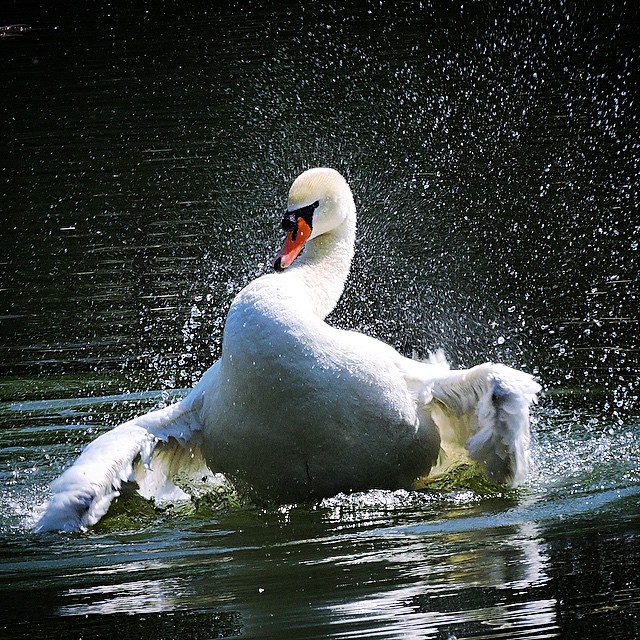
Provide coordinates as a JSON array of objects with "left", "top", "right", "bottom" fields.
[{"left": 33, "top": 168, "right": 540, "bottom": 532}]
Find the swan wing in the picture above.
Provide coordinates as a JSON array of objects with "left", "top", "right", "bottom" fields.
[
  {"left": 407, "top": 358, "right": 541, "bottom": 486},
  {"left": 32, "top": 364, "right": 219, "bottom": 533}
]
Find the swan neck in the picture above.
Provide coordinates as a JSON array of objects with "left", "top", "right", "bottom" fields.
[{"left": 291, "top": 216, "right": 355, "bottom": 319}]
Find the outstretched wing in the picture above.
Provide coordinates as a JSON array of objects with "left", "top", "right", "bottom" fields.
[
  {"left": 418, "top": 359, "right": 541, "bottom": 485},
  {"left": 33, "top": 364, "right": 219, "bottom": 533}
]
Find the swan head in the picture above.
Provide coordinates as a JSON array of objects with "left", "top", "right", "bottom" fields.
[{"left": 273, "top": 167, "right": 355, "bottom": 271}]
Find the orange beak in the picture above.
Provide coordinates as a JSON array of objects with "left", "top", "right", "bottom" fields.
[{"left": 273, "top": 217, "right": 312, "bottom": 271}]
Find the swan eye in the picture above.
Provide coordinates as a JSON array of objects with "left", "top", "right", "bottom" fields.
[
  {"left": 283, "top": 200, "right": 320, "bottom": 236},
  {"left": 281, "top": 211, "right": 298, "bottom": 234}
]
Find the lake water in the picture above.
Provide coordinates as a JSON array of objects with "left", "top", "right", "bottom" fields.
[{"left": 1, "top": 2, "right": 639, "bottom": 638}]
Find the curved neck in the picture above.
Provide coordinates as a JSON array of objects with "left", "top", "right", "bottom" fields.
[{"left": 285, "top": 215, "right": 356, "bottom": 319}]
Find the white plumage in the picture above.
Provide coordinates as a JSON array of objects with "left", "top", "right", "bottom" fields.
[{"left": 34, "top": 168, "right": 540, "bottom": 532}]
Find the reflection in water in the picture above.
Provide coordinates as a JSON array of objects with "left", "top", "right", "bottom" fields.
[
  {"left": 315, "top": 521, "right": 555, "bottom": 638},
  {"left": 59, "top": 578, "right": 189, "bottom": 616},
  {"left": 329, "top": 593, "right": 559, "bottom": 639},
  {"left": 501, "top": 523, "right": 549, "bottom": 590}
]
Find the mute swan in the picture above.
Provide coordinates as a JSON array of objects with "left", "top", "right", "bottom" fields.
[{"left": 33, "top": 167, "right": 540, "bottom": 532}]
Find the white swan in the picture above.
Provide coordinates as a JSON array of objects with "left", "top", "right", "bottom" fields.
[{"left": 33, "top": 167, "right": 541, "bottom": 532}]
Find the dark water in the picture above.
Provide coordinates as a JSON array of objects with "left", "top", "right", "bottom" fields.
[{"left": 1, "top": 2, "right": 639, "bottom": 638}]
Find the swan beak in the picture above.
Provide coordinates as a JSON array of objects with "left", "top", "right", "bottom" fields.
[{"left": 273, "top": 217, "right": 312, "bottom": 271}]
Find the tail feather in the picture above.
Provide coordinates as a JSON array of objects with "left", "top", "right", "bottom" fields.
[{"left": 32, "top": 400, "right": 207, "bottom": 533}]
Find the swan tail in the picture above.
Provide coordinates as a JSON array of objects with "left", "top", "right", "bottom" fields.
[
  {"left": 425, "top": 362, "right": 541, "bottom": 486},
  {"left": 32, "top": 399, "right": 210, "bottom": 533}
]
